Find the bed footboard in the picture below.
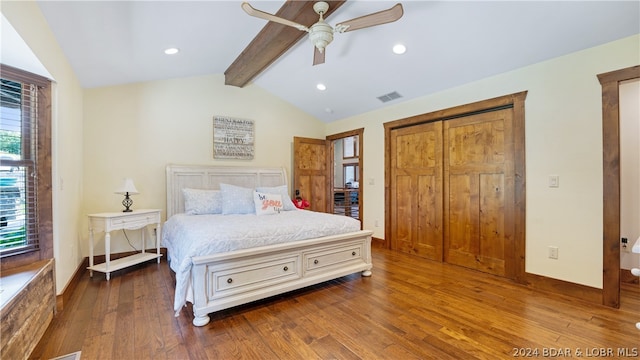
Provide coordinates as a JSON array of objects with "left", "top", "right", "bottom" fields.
[{"left": 189, "top": 230, "right": 373, "bottom": 326}]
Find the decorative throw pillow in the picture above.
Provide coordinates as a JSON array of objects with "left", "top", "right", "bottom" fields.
[
  {"left": 253, "top": 191, "right": 284, "bottom": 215},
  {"left": 256, "top": 185, "right": 296, "bottom": 211},
  {"left": 182, "top": 188, "right": 222, "bottom": 215},
  {"left": 220, "top": 183, "right": 256, "bottom": 215}
]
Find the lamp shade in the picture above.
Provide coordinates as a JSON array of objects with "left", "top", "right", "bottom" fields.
[{"left": 114, "top": 178, "right": 139, "bottom": 195}]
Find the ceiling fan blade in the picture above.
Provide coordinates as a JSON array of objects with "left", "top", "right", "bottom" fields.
[
  {"left": 242, "top": 2, "right": 309, "bottom": 32},
  {"left": 335, "top": 3, "right": 404, "bottom": 33},
  {"left": 313, "top": 47, "right": 325, "bottom": 66}
]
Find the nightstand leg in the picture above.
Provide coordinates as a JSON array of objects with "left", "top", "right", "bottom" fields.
[
  {"left": 105, "top": 231, "right": 111, "bottom": 281},
  {"left": 141, "top": 226, "right": 146, "bottom": 255},
  {"left": 156, "top": 223, "right": 162, "bottom": 263},
  {"left": 89, "top": 228, "right": 94, "bottom": 277}
]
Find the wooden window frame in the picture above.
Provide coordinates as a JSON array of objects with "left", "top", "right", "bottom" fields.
[
  {"left": 343, "top": 163, "right": 359, "bottom": 186},
  {"left": 342, "top": 136, "right": 358, "bottom": 159},
  {"left": 0, "top": 64, "right": 53, "bottom": 271}
]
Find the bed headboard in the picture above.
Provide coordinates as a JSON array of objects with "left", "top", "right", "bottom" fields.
[{"left": 166, "top": 164, "right": 288, "bottom": 217}]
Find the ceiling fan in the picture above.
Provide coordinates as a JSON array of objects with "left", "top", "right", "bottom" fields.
[{"left": 241, "top": 1, "right": 404, "bottom": 66}]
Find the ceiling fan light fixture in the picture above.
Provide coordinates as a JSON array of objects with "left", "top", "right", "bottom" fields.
[
  {"left": 316, "top": 83, "right": 327, "bottom": 91},
  {"left": 309, "top": 21, "right": 334, "bottom": 53},
  {"left": 392, "top": 44, "right": 406, "bottom": 55}
]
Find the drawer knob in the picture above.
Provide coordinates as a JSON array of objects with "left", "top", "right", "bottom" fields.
[
  {"left": 283, "top": 266, "right": 288, "bottom": 271},
  {"left": 227, "top": 278, "right": 233, "bottom": 284},
  {"left": 314, "top": 259, "right": 319, "bottom": 265},
  {"left": 352, "top": 251, "right": 356, "bottom": 256}
]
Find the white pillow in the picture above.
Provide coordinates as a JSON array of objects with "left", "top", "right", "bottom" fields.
[
  {"left": 182, "top": 188, "right": 222, "bottom": 215},
  {"left": 256, "top": 185, "right": 296, "bottom": 211},
  {"left": 220, "top": 183, "right": 255, "bottom": 214},
  {"left": 253, "top": 191, "right": 283, "bottom": 215}
]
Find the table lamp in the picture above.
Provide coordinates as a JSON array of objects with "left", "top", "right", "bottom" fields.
[{"left": 114, "top": 178, "right": 139, "bottom": 212}]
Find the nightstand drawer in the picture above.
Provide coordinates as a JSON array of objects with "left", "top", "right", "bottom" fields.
[
  {"left": 103, "top": 212, "right": 160, "bottom": 231},
  {"left": 108, "top": 215, "right": 152, "bottom": 230}
]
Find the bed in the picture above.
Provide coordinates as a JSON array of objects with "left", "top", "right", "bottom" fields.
[{"left": 163, "top": 164, "right": 373, "bottom": 326}]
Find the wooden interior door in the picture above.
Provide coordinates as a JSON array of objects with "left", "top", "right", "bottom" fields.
[
  {"left": 443, "top": 108, "right": 514, "bottom": 277},
  {"left": 389, "top": 122, "right": 444, "bottom": 260},
  {"left": 293, "top": 136, "right": 330, "bottom": 213}
]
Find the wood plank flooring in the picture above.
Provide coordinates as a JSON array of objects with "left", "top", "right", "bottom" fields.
[{"left": 30, "top": 248, "right": 639, "bottom": 359}]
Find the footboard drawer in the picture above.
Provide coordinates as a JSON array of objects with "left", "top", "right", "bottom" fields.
[
  {"left": 208, "top": 255, "right": 301, "bottom": 298},
  {"left": 304, "top": 242, "right": 364, "bottom": 273}
]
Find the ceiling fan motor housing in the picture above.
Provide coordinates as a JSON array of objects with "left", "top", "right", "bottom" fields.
[{"left": 309, "top": 21, "right": 333, "bottom": 53}]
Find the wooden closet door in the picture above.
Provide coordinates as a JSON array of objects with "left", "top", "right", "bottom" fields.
[
  {"left": 443, "top": 108, "right": 514, "bottom": 276},
  {"left": 390, "top": 122, "right": 443, "bottom": 260}
]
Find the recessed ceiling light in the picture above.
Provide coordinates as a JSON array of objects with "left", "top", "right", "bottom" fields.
[
  {"left": 164, "top": 48, "right": 179, "bottom": 55},
  {"left": 392, "top": 44, "right": 406, "bottom": 55},
  {"left": 316, "top": 83, "right": 327, "bottom": 91}
]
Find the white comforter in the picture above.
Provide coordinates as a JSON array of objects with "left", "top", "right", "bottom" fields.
[{"left": 162, "top": 210, "right": 361, "bottom": 314}]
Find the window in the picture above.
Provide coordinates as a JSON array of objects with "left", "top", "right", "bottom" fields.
[
  {"left": 343, "top": 135, "right": 358, "bottom": 159},
  {"left": 343, "top": 163, "right": 359, "bottom": 187},
  {"left": 0, "top": 64, "right": 52, "bottom": 264}
]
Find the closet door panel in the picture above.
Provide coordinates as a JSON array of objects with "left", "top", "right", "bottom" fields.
[
  {"left": 390, "top": 122, "right": 443, "bottom": 259},
  {"left": 444, "top": 109, "right": 512, "bottom": 276},
  {"left": 417, "top": 174, "right": 442, "bottom": 259},
  {"left": 479, "top": 173, "right": 505, "bottom": 261},
  {"left": 446, "top": 174, "right": 477, "bottom": 262},
  {"left": 392, "top": 175, "right": 413, "bottom": 253}
]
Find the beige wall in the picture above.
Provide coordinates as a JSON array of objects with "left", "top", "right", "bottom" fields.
[
  {"left": 327, "top": 34, "right": 640, "bottom": 289},
  {"left": 82, "top": 76, "right": 325, "bottom": 255},
  {"left": 2, "top": 2, "right": 85, "bottom": 294}
]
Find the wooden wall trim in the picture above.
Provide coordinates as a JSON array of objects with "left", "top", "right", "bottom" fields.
[
  {"left": 621, "top": 268, "right": 640, "bottom": 284},
  {"left": 371, "top": 236, "right": 385, "bottom": 248},
  {"left": 598, "top": 65, "right": 640, "bottom": 308},
  {"left": 55, "top": 258, "right": 89, "bottom": 312},
  {"left": 524, "top": 272, "right": 602, "bottom": 304}
]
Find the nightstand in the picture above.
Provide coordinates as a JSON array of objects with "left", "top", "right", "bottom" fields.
[{"left": 88, "top": 209, "right": 162, "bottom": 280}]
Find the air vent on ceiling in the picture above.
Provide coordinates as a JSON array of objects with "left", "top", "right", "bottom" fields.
[{"left": 377, "top": 91, "right": 402, "bottom": 103}]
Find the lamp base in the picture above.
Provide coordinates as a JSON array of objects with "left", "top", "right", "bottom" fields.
[{"left": 122, "top": 193, "right": 133, "bottom": 212}]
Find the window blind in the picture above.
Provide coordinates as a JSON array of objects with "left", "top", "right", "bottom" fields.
[{"left": 0, "top": 72, "right": 42, "bottom": 257}]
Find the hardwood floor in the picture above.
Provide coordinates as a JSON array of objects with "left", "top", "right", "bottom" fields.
[{"left": 31, "top": 248, "right": 639, "bottom": 359}]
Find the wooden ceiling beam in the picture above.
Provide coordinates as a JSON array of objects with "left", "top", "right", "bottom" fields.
[{"left": 225, "top": 1, "right": 346, "bottom": 88}]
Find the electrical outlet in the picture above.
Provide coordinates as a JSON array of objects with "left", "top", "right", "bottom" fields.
[
  {"left": 548, "top": 246, "right": 559, "bottom": 259},
  {"left": 621, "top": 237, "right": 630, "bottom": 253}
]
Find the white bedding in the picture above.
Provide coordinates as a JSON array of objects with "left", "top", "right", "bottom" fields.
[{"left": 162, "top": 210, "right": 361, "bottom": 313}]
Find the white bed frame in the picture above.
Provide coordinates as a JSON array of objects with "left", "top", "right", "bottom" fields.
[{"left": 166, "top": 164, "right": 373, "bottom": 326}]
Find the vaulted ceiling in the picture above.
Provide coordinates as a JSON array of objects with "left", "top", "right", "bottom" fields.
[{"left": 36, "top": 1, "right": 639, "bottom": 122}]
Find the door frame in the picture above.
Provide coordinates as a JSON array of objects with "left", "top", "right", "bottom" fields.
[
  {"left": 384, "top": 92, "right": 527, "bottom": 282},
  {"left": 598, "top": 65, "right": 640, "bottom": 308},
  {"left": 327, "top": 128, "right": 364, "bottom": 223}
]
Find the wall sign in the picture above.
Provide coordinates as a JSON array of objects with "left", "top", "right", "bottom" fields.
[{"left": 213, "top": 116, "right": 254, "bottom": 160}]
